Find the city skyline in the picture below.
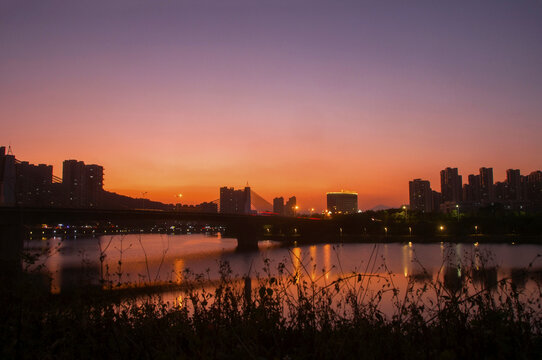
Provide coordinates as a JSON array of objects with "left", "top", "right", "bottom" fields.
[
  {"left": 2, "top": 1, "right": 541, "bottom": 210},
  {"left": 410, "top": 166, "right": 542, "bottom": 213},
  {"left": 2, "top": 145, "right": 541, "bottom": 212},
  {"left": 2, "top": 2, "right": 542, "bottom": 357}
]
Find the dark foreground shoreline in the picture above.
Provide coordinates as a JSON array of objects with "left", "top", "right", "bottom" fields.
[{"left": 2, "top": 257, "right": 542, "bottom": 359}]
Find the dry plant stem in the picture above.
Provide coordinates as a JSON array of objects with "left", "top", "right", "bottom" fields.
[{"left": 138, "top": 234, "right": 152, "bottom": 283}]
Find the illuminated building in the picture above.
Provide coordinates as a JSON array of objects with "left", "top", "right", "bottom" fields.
[{"left": 326, "top": 191, "right": 358, "bottom": 214}]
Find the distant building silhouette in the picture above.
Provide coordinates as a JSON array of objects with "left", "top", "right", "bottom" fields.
[
  {"left": 506, "top": 169, "right": 522, "bottom": 202},
  {"left": 0, "top": 146, "right": 16, "bottom": 205},
  {"left": 175, "top": 201, "right": 218, "bottom": 213},
  {"left": 527, "top": 171, "right": 542, "bottom": 211},
  {"left": 219, "top": 186, "right": 251, "bottom": 214},
  {"left": 479, "top": 167, "right": 494, "bottom": 204},
  {"left": 15, "top": 161, "right": 53, "bottom": 207},
  {"left": 432, "top": 190, "right": 442, "bottom": 212},
  {"left": 412, "top": 165, "right": 542, "bottom": 213},
  {"left": 1, "top": 145, "right": 178, "bottom": 210},
  {"left": 495, "top": 181, "right": 509, "bottom": 206},
  {"left": 440, "top": 167, "right": 462, "bottom": 203},
  {"left": 63, "top": 160, "right": 104, "bottom": 208},
  {"left": 409, "top": 179, "right": 433, "bottom": 212},
  {"left": 273, "top": 197, "right": 284, "bottom": 215},
  {"left": 327, "top": 191, "right": 358, "bottom": 214},
  {"left": 463, "top": 174, "right": 481, "bottom": 206},
  {"left": 284, "top": 196, "right": 297, "bottom": 216}
]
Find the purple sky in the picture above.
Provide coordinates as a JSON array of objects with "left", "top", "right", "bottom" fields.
[{"left": 1, "top": 0, "right": 541, "bottom": 209}]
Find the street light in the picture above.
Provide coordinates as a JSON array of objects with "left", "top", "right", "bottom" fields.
[
  {"left": 455, "top": 204, "right": 460, "bottom": 222},
  {"left": 175, "top": 193, "right": 183, "bottom": 204}
]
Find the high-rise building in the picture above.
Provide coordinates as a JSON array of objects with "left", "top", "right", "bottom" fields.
[
  {"left": 479, "top": 167, "right": 494, "bottom": 204},
  {"left": 409, "top": 179, "right": 432, "bottom": 212},
  {"left": 463, "top": 174, "right": 481, "bottom": 205},
  {"left": 506, "top": 169, "right": 522, "bottom": 202},
  {"left": 63, "top": 160, "right": 104, "bottom": 207},
  {"left": 527, "top": 171, "right": 542, "bottom": 210},
  {"left": 63, "top": 160, "right": 85, "bottom": 207},
  {"left": 432, "top": 191, "right": 442, "bottom": 212},
  {"left": 219, "top": 186, "right": 251, "bottom": 214},
  {"left": 284, "top": 196, "right": 297, "bottom": 216},
  {"left": 440, "top": 167, "right": 462, "bottom": 203},
  {"left": 494, "top": 181, "right": 506, "bottom": 203},
  {"left": 85, "top": 164, "right": 104, "bottom": 207},
  {"left": 273, "top": 197, "right": 284, "bottom": 215},
  {"left": 327, "top": 191, "right": 358, "bottom": 214},
  {"left": 410, "top": 166, "right": 542, "bottom": 213},
  {"left": 15, "top": 162, "right": 53, "bottom": 206},
  {"left": 0, "top": 146, "right": 16, "bottom": 205}
]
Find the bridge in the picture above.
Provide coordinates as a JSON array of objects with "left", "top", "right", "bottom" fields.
[
  {"left": 0, "top": 207, "right": 338, "bottom": 275},
  {"left": 0, "top": 206, "right": 341, "bottom": 286}
]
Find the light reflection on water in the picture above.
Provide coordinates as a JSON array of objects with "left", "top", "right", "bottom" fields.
[{"left": 24, "top": 234, "right": 542, "bottom": 302}]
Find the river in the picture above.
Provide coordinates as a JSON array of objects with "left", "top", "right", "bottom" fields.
[{"left": 24, "top": 233, "right": 541, "bottom": 301}]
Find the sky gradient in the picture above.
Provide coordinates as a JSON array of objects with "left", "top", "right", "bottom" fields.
[{"left": 1, "top": 0, "right": 541, "bottom": 210}]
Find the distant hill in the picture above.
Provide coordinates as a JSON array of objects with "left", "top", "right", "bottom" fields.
[{"left": 102, "top": 191, "right": 173, "bottom": 211}]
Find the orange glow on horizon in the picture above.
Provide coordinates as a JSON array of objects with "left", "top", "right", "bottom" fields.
[
  {"left": 5, "top": 141, "right": 542, "bottom": 211},
  {"left": 2, "top": 2, "right": 541, "bottom": 210}
]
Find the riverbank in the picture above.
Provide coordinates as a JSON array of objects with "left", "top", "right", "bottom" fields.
[{"left": 2, "top": 257, "right": 542, "bottom": 359}]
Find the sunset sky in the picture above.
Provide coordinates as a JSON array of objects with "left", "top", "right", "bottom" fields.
[{"left": 1, "top": 0, "right": 541, "bottom": 210}]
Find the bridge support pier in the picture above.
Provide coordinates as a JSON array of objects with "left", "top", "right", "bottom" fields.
[
  {"left": 236, "top": 232, "right": 260, "bottom": 251},
  {"left": 232, "top": 223, "right": 260, "bottom": 251}
]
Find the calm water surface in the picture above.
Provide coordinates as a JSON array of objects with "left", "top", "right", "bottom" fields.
[{"left": 26, "top": 233, "right": 542, "bottom": 297}]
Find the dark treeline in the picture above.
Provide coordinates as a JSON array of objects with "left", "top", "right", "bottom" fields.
[{"left": 327, "top": 205, "right": 542, "bottom": 239}]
